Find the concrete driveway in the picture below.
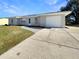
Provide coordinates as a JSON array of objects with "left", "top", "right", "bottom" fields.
[
  {"left": 21, "top": 26, "right": 45, "bottom": 33},
  {"left": 0, "top": 28, "right": 79, "bottom": 59}
]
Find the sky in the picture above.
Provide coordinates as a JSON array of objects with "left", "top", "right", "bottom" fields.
[{"left": 0, "top": 0, "right": 67, "bottom": 17}]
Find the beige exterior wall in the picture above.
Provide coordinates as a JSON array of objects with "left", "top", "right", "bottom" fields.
[
  {"left": 0, "top": 18, "right": 8, "bottom": 25},
  {"left": 9, "top": 14, "right": 66, "bottom": 27},
  {"left": 21, "top": 17, "right": 40, "bottom": 26},
  {"left": 13, "top": 18, "right": 18, "bottom": 25},
  {"left": 9, "top": 18, "right": 18, "bottom": 25},
  {"left": 38, "top": 16, "right": 46, "bottom": 27},
  {"left": 9, "top": 17, "right": 40, "bottom": 26},
  {"left": 20, "top": 18, "right": 28, "bottom": 25},
  {"left": 20, "top": 17, "right": 39, "bottom": 26},
  {"left": 29, "top": 17, "right": 36, "bottom": 26},
  {"left": 61, "top": 15, "right": 65, "bottom": 27}
]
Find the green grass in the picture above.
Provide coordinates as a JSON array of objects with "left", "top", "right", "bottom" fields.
[{"left": 0, "top": 26, "right": 33, "bottom": 55}]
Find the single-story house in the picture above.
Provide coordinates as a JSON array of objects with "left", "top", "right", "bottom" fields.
[
  {"left": 9, "top": 11, "right": 71, "bottom": 27},
  {"left": 0, "top": 18, "right": 8, "bottom": 25}
]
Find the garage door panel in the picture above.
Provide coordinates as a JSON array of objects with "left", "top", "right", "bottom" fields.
[{"left": 46, "top": 16, "right": 63, "bottom": 27}]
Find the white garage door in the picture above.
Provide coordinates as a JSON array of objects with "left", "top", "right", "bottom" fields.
[{"left": 46, "top": 15, "right": 64, "bottom": 27}]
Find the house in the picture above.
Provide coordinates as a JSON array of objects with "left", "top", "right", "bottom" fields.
[
  {"left": 9, "top": 11, "right": 71, "bottom": 27},
  {"left": 0, "top": 18, "right": 8, "bottom": 25}
]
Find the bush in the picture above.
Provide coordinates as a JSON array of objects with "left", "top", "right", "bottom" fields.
[{"left": 5, "top": 24, "right": 8, "bottom": 26}]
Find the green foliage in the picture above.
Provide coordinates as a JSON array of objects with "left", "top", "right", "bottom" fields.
[{"left": 60, "top": 0, "right": 78, "bottom": 24}]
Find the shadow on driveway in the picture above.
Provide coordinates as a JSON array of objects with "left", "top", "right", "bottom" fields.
[{"left": 21, "top": 26, "right": 47, "bottom": 33}]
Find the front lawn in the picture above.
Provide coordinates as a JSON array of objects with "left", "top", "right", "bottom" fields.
[{"left": 0, "top": 26, "right": 33, "bottom": 55}]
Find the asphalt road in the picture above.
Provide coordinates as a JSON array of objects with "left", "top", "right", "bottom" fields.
[{"left": 0, "top": 28, "right": 79, "bottom": 59}]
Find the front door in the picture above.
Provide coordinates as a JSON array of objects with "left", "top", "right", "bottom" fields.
[{"left": 28, "top": 18, "right": 31, "bottom": 26}]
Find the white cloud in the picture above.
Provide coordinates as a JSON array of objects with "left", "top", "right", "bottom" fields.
[
  {"left": 38, "top": 0, "right": 59, "bottom": 5},
  {"left": 45, "top": 0, "right": 58, "bottom": 5},
  {"left": 0, "top": 2, "right": 29, "bottom": 16},
  {"left": 0, "top": 0, "right": 67, "bottom": 17},
  {"left": 52, "top": 1, "right": 67, "bottom": 11},
  {"left": 4, "top": 8, "right": 17, "bottom": 14}
]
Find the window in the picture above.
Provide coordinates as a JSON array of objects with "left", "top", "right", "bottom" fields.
[
  {"left": 35, "top": 17, "right": 38, "bottom": 24},
  {"left": 35, "top": 17, "right": 38, "bottom": 21},
  {"left": 11, "top": 19, "right": 13, "bottom": 23},
  {"left": 29, "top": 18, "right": 31, "bottom": 24}
]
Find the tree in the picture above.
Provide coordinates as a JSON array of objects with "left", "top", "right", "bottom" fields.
[
  {"left": 60, "top": 7, "right": 66, "bottom": 11},
  {"left": 60, "top": 0, "right": 78, "bottom": 24}
]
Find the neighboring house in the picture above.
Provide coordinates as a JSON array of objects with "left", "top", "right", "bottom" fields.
[
  {"left": 0, "top": 18, "right": 8, "bottom": 25},
  {"left": 9, "top": 11, "right": 71, "bottom": 27}
]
